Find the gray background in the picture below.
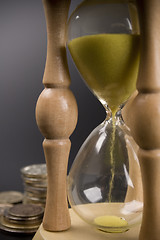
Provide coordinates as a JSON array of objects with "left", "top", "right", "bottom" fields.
[{"left": 0, "top": 0, "right": 105, "bottom": 193}]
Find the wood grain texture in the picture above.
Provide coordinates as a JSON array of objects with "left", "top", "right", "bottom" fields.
[
  {"left": 125, "top": 0, "right": 160, "bottom": 239},
  {"left": 138, "top": 149, "right": 160, "bottom": 240},
  {"left": 35, "top": 0, "right": 78, "bottom": 232}
]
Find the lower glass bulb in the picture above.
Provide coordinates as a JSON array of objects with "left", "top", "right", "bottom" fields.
[{"left": 67, "top": 117, "right": 143, "bottom": 233}]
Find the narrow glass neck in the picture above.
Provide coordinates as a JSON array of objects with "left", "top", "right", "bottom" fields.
[{"left": 105, "top": 106, "right": 124, "bottom": 125}]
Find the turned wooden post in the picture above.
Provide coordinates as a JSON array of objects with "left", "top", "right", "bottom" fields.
[
  {"left": 126, "top": 0, "right": 160, "bottom": 239},
  {"left": 36, "top": 0, "right": 78, "bottom": 231}
]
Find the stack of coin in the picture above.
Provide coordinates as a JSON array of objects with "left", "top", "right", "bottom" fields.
[
  {"left": 0, "top": 204, "right": 44, "bottom": 234},
  {"left": 21, "top": 164, "right": 47, "bottom": 207}
]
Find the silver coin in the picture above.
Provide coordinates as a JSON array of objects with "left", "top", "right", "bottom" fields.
[
  {"left": 21, "top": 164, "right": 47, "bottom": 178},
  {"left": 4, "top": 210, "right": 43, "bottom": 225},
  {"left": 8, "top": 204, "right": 44, "bottom": 218},
  {"left": 0, "top": 191, "right": 24, "bottom": 204}
]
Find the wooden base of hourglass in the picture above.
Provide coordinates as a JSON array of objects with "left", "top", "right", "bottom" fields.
[{"left": 33, "top": 207, "right": 140, "bottom": 240}]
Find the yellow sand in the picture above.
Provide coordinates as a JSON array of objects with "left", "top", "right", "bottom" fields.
[
  {"left": 94, "top": 215, "right": 128, "bottom": 233},
  {"left": 68, "top": 34, "right": 140, "bottom": 113}
]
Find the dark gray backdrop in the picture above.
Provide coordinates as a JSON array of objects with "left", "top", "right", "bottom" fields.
[{"left": 0, "top": 0, "right": 105, "bottom": 192}]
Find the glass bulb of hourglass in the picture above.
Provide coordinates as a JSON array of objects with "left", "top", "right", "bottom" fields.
[{"left": 67, "top": 0, "right": 142, "bottom": 234}]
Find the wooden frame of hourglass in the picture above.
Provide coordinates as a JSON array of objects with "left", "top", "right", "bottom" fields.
[
  {"left": 33, "top": 0, "right": 160, "bottom": 239},
  {"left": 35, "top": 0, "right": 78, "bottom": 232}
]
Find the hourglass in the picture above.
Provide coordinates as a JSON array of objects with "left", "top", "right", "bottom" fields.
[
  {"left": 67, "top": 0, "right": 143, "bottom": 234},
  {"left": 34, "top": 0, "right": 160, "bottom": 239}
]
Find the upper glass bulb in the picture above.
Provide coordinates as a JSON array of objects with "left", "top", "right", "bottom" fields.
[{"left": 67, "top": 0, "right": 140, "bottom": 113}]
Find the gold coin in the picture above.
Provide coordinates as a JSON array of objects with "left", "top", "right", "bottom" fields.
[
  {"left": 0, "top": 191, "right": 24, "bottom": 204},
  {"left": 0, "top": 216, "right": 40, "bottom": 230},
  {"left": 0, "top": 222, "right": 38, "bottom": 234}
]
